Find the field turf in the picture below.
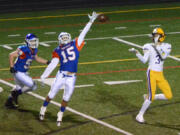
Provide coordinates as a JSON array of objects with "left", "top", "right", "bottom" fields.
[{"left": 0, "top": 2, "right": 180, "bottom": 135}]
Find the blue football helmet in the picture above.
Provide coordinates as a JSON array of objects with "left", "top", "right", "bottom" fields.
[{"left": 25, "top": 33, "right": 39, "bottom": 49}]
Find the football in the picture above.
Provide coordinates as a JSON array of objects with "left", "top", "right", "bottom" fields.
[{"left": 98, "top": 14, "right": 109, "bottom": 23}]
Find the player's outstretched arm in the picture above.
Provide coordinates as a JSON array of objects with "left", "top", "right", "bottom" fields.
[
  {"left": 77, "top": 11, "right": 99, "bottom": 46},
  {"left": 40, "top": 58, "right": 59, "bottom": 81},
  {"left": 129, "top": 48, "right": 149, "bottom": 64},
  {"left": 35, "top": 55, "right": 51, "bottom": 65}
]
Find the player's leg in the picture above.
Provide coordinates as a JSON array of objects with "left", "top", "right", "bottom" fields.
[
  {"left": 156, "top": 73, "right": 172, "bottom": 100},
  {"left": 40, "top": 71, "right": 65, "bottom": 120},
  {"left": 5, "top": 74, "right": 24, "bottom": 108},
  {"left": 9, "top": 72, "right": 36, "bottom": 106},
  {"left": 57, "top": 75, "right": 76, "bottom": 126},
  {"left": 16, "top": 72, "right": 37, "bottom": 92},
  {"left": 136, "top": 70, "right": 156, "bottom": 123}
]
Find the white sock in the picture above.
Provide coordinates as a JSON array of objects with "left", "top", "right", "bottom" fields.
[
  {"left": 139, "top": 99, "right": 151, "bottom": 116},
  {"left": 155, "top": 94, "right": 167, "bottom": 100}
]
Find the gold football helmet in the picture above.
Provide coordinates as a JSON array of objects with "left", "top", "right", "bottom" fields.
[{"left": 152, "top": 28, "right": 165, "bottom": 43}]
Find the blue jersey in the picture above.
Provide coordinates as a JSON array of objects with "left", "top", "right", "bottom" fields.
[
  {"left": 52, "top": 39, "right": 84, "bottom": 73},
  {"left": 14, "top": 45, "right": 38, "bottom": 72}
]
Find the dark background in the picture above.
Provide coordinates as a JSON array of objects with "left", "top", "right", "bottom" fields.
[{"left": 0, "top": 0, "right": 179, "bottom": 13}]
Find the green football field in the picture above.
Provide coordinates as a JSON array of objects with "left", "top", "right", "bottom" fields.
[{"left": 0, "top": 2, "right": 180, "bottom": 135}]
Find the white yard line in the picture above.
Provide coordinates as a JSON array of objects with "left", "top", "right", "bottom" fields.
[
  {"left": 112, "top": 37, "right": 180, "bottom": 62},
  {"left": 114, "top": 27, "right": 127, "bottom": 30},
  {"left": 39, "top": 42, "right": 50, "bottom": 47},
  {"left": 104, "top": 80, "right": 143, "bottom": 85},
  {"left": 8, "top": 34, "right": 21, "bottom": 37},
  {"left": 149, "top": 24, "right": 161, "bottom": 27},
  {"left": 44, "top": 32, "right": 56, "bottom": 35},
  {"left": 1, "top": 31, "right": 180, "bottom": 47},
  {"left": 0, "top": 79, "right": 133, "bottom": 135},
  {"left": 2, "top": 45, "right": 13, "bottom": 50}
]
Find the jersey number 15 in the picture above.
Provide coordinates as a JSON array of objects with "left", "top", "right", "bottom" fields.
[{"left": 61, "top": 46, "right": 76, "bottom": 63}]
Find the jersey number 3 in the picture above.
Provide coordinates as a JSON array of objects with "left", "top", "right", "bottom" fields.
[
  {"left": 61, "top": 46, "right": 76, "bottom": 63},
  {"left": 155, "top": 55, "right": 161, "bottom": 64}
]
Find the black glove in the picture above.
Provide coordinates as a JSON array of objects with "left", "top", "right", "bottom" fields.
[
  {"left": 46, "top": 60, "right": 51, "bottom": 65},
  {"left": 10, "top": 67, "right": 17, "bottom": 73}
]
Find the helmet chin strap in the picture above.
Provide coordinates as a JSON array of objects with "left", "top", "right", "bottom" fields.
[{"left": 153, "top": 35, "right": 160, "bottom": 45}]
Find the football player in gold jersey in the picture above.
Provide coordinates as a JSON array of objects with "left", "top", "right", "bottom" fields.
[{"left": 129, "top": 28, "right": 172, "bottom": 123}]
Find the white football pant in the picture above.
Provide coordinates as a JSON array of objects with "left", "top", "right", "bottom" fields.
[
  {"left": 14, "top": 71, "right": 37, "bottom": 91},
  {"left": 48, "top": 71, "right": 76, "bottom": 102}
]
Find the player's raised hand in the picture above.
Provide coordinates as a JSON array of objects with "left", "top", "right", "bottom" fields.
[
  {"left": 88, "top": 11, "right": 99, "bottom": 23},
  {"left": 129, "top": 48, "right": 139, "bottom": 54}
]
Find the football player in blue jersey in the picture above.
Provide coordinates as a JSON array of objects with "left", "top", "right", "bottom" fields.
[
  {"left": 39, "top": 11, "right": 99, "bottom": 126},
  {"left": 5, "top": 33, "right": 50, "bottom": 108}
]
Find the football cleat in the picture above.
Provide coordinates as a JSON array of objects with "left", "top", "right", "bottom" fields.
[
  {"left": 39, "top": 114, "right": 45, "bottom": 121},
  {"left": 5, "top": 97, "right": 17, "bottom": 109},
  {"left": 136, "top": 113, "right": 145, "bottom": 124},
  {"left": 57, "top": 121, "right": 61, "bottom": 127},
  {"left": 39, "top": 106, "right": 47, "bottom": 121},
  {"left": 57, "top": 111, "right": 63, "bottom": 127},
  {"left": 11, "top": 90, "right": 19, "bottom": 107}
]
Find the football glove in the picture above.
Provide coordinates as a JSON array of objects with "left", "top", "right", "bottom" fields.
[
  {"left": 10, "top": 67, "right": 17, "bottom": 73},
  {"left": 129, "top": 48, "right": 139, "bottom": 54},
  {"left": 46, "top": 60, "right": 51, "bottom": 65},
  {"left": 88, "top": 11, "right": 99, "bottom": 23}
]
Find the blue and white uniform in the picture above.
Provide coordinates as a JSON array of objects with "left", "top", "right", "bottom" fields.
[
  {"left": 41, "top": 22, "right": 93, "bottom": 102},
  {"left": 14, "top": 45, "right": 38, "bottom": 90},
  {"left": 46, "top": 38, "right": 84, "bottom": 101}
]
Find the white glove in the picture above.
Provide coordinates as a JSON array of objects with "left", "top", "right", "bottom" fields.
[
  {"left": 88, "top": 11, "right": 99, "bottom": 23},
  {"left": 129, "top": 48, "right": 139, "bottom": 54}
]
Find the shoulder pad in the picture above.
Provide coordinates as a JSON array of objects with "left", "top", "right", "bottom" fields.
[{"left": 143, "top": 43, "right": 152, "bottom": 50}]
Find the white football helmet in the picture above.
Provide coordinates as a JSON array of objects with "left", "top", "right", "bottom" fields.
[
  {"left": 25, "top": 33, "right": 39, "bottom": 49},
  {"left": 58, "top": 32, "right": 71, "bottom": 45}
]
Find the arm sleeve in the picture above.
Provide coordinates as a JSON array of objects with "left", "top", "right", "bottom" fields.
[
  {"left": 77, "top": 22, "right": 93, "bottom": 46},
  {"left": 40, "top": 58, "right": 59, "bottom": 79},
  {"left": 136, "top": 52, "right": 150, "bottom": 64},
  {"left": 136, "top": 45, "right": 150, "bottom": 64},
  {"left": 18, "top": 48, "right": 26, "bottom": 59}
]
